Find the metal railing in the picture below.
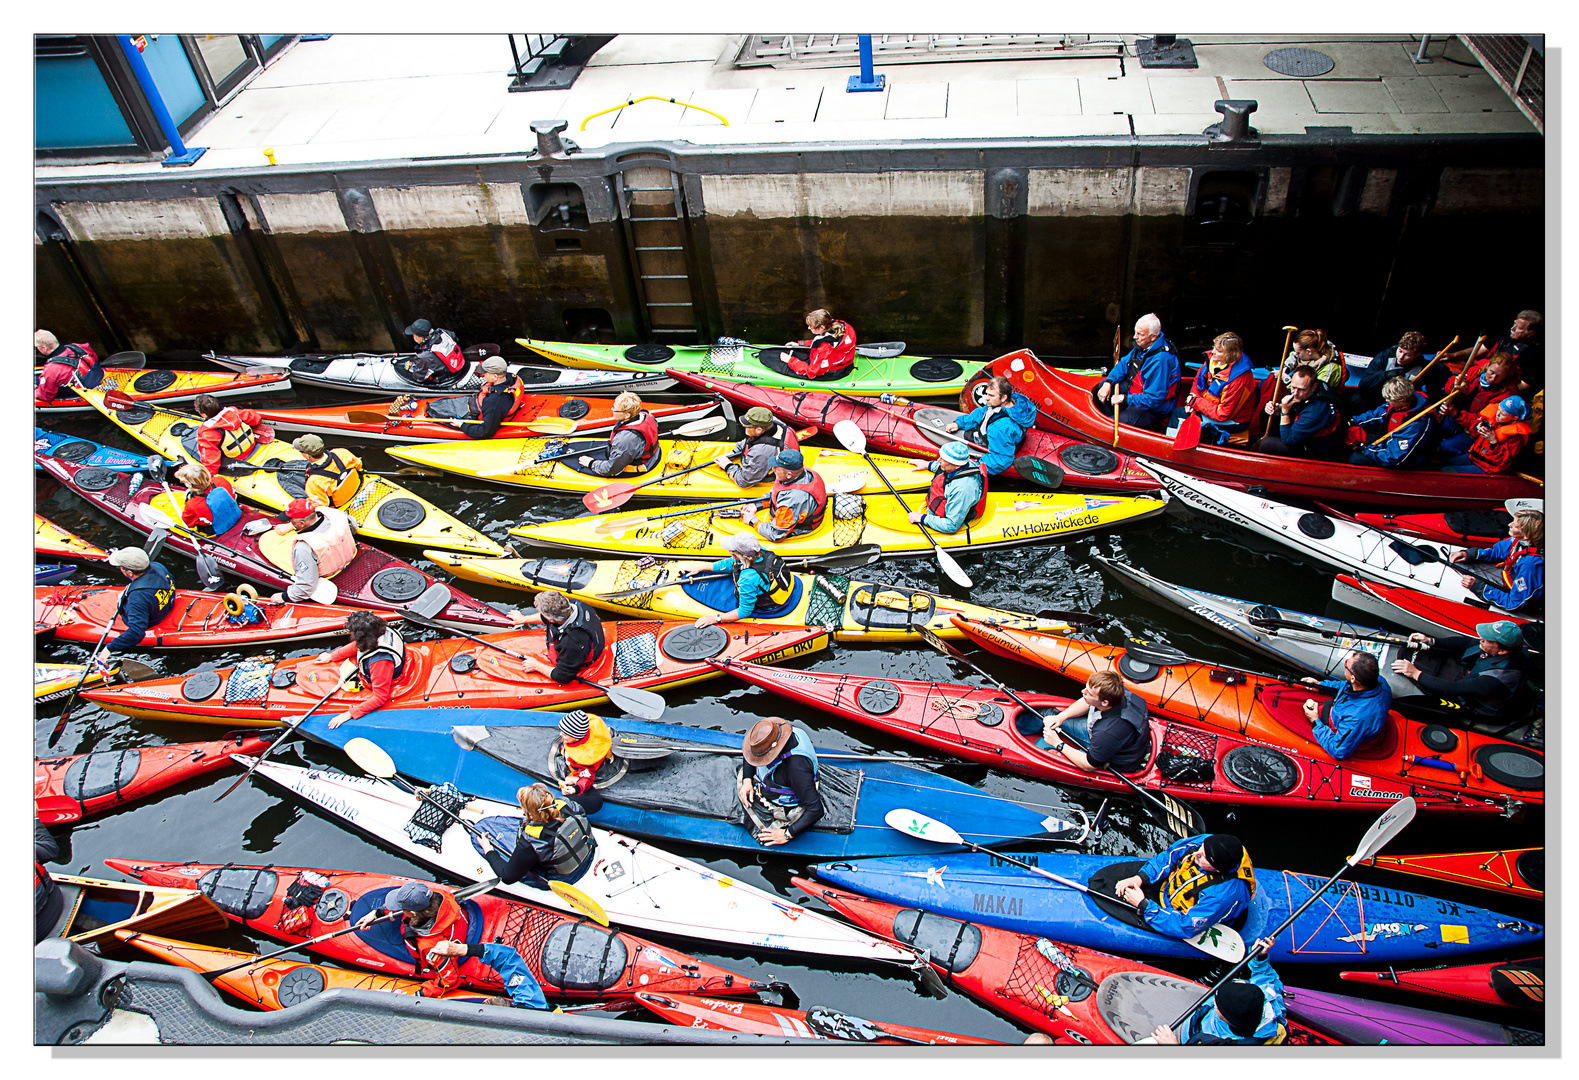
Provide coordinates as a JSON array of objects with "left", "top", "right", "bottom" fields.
[
  {"left": 1458, "top": 34, "right": 1543, "bottom": 134},
  {"left": 735, "top": 33, "right": 1124, "bottom": 68}
]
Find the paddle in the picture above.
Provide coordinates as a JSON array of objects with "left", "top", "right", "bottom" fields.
[
  {"left": 102, "top": 389, "right": 196, "bottom": 418},
  {"left": 803, "top": 1005, "right": 928, "bottom": 1045},
  {"left": 1261, "top": 325, "right": 1299, "bottom": 439},
  {"left": 47, "top": 616, "right": 120, "bottom": 748},
  {"left": 340, "top": 737, "right": 610, "bottom": 926},
  {"left": 145, "top": 461, "right": 229, "bottom": 591},
  {"left": 1033, "top": 606, "right": 1108, "bottom": 629},
  {"left": 1110, "top": 325, "right": 1123, "bottom": 447},
  {"left": 831, "top": 420, "right": 971, "bottom": 588},
  {"left": 1445, "top": 335, "right": 1487, "bottom": 399},
  {"left": 103, "top": 351, "right": 148, "bottom": 368},
  {"left": 1172, "top": 409, "right": 1202, "bottom": 451},
  {"left": 1245, "top": 616, "right": 1414, "bottom": 648},
  {"left": 133, "top": 504, "right": 339, "bottom": 605},
  {"left": 1152, "top": 797, "right": 1418, "bottom": 1039},
  {"left": 492, "top": 724, "right": 955, "bottom": 766},
  {"left": 885, "top": 809, "right": 1243, "bottom": 961},
  {"left": 593, "top": 545, "right": 883, "bottom": 600},
  {"left": 477, "top": 417, "right": 730, "bottom": 481},
  {"left": 236, "top": 343, "right": 503, "bottom": 378},
  {"left": 582, "top": 457, "right": 735, "bottom": 513},
  {"left": 346, "top": 409, "right": 579, "bottom": 435},
  {"left": 398, "top": 607, "right": 665, "bottom": 720},
  {"left": 1122, "top": 637, "right": 1300, "bottom": 686},
  {"left": 1366, "top": 390, "right": 1455, "bottom": 447},
  {"left": 222, "top": 461, "right": 446, "bottom": 479},
  {"left": 194, "top": 873, "right": 504, "bottom": 981},
  {"left": 213, "top": 672, "right": 353, "bottom": 801},
  {"left": 590, "top": 472, "right": 871, "bottom": 535},
  {"left": 919, "top": 628, "right": 1207, "bottom": 840},
  {"left": 1409, "top": 335, "right": 1458, "bottom": 386}
]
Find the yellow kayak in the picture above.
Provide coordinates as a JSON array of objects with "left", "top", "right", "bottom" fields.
[
  {"left": 36, "top": 514, "right": 109, "bottom": 561},
  {"left": 385, "top": 436, "right": 934, "bottom": 501},
  {"left": 76, "top": 387, "right": 505, "bottom": 557},
  {"left": 36, "top": 663, "right": 103, "bottom": 703},
  {"left": 507, "top": 490, "right": 1169, "bottom": 561},
  {"left": 424, "top": 550, "right": 1069, "bottom": 642}
]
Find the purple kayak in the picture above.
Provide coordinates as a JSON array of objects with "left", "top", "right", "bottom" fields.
[{"left": 1284, "top": 986, "right": 1542, "bottom": 1045}]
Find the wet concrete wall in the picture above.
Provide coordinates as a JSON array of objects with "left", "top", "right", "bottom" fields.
[{"left": 34, "top": 137, "right": 1543, "bottom": 364}]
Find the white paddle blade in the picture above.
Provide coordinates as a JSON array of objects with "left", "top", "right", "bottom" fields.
[
  {"left": 1348, "top": 796, "right": 1418, "bottom": 865},
  {"left": 831, "top": 419, "right": 867, "bottom": 455},
  {"left": 451, "top": 725, "right": 487, "bottom": 751},
  {"left": 884, "top": 808, "right": 962, "bottom": 846},
  {"left": 935, "top": 548, "right": 973, "bottom": 589},
  {"left": 343, "top": 737, "right": 397, "bottom": 778},
  {"left": 310, "top": 578, "right": 339, "bottom": 605},
  {"left": 1184, "top": 923, "right": 1245, "bottom": 962},
  {"left": 134, "top": 503, "right": 175, "bottom": 530},
  {"left": 669, "top": 417, "right": 726, "bottom": 438},
  {"left": 828, "top": 472, "right": 871, "bottom": 495},
  {"left": 406, "top": 582, "right": 452, "bottom": 621}
]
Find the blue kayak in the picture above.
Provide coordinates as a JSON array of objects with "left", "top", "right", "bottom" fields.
[
  {"left": 812, "top": 853, "right": 1542, "bottom": 964},
  {"left": 35, "top": 564, "right": 76, "bottom": 585},
  {"left": 34, "top": 428, "right": 151, "bottom": 473},
  {"left": 300, "top": 708, "right": 1084, "bottom": 859}
]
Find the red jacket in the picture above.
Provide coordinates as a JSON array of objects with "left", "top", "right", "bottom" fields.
[
  {"left": 1191, "top": 357, "right": 1257, "bottom": 424},
  {"left": 1454, "top": 403, "right": 1531, "bottom": 473},
  {"left": 34, "top": 343, "right": 99, "bottom": 404},
  {"left": 195, "top": 407, "right": 273, "bottom": 472},
  {"left": 181, "top": 475, "right": 236, "bottom": 529},
  {"left": 327, "top": 641, "right": 396, "bottom": 720},
  {"left": 786, "top": 320, "right": 857, "bottom": 379}
]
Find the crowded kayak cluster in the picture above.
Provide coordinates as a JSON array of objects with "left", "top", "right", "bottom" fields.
[{"left": 34, "top": 308, "right": 1543, "bottom": 1046}]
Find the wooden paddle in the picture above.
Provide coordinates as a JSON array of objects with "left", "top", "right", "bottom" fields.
[
  {"left": 885, "top": 808, "right": 1245, "bottom": 961},
  {"left": 589, "top": 472, "right": 871, "bottom": 535},
  {"left": 1409, "top": 334, "right": 1458, "bottom": 385},
  {"left": 831, "top": 420, "right": 971, "bottom": 589},
  {"left": 594, "top": 544, "right": 883, "bottom": 599},
  {"left": 1261, "top": 325, "right": 1300, "bottom": 439},
  {"left": 1111, "top": 324, "right": 1123, "bottom": 447},
  {"left": 1365, "top": 390, "right": 1454, "bottom": 448}
]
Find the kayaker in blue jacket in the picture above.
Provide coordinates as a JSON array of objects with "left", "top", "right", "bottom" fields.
[
  {"left": 691, "top": 531, "right": 797, "bottom": 628},
  {"left": 1153, "top": 936, "right": 1287, "bottom": 1045},
  {"left": 1344, "top": 377, "right": 1437, "bottom": 468},
  {"left": 1353, "top": 329, "right": 1448, "bottom": 410},
  {"left": 909, "top": 441, "right": 988, "bottom": 534},
  {"left": 1451, "top": 509, "right": 1543, "bottom": 614},
  {"left": 948, "top": 375, "right": 1034, "bottom": 475},
  {"left": 1258, "top": 365, "right": 1345, "bottom": 459},
  {"left": 1097, "top": 313, "right": 1180, "bottom": 432},
  {"left": 94, "top": 546, "right": 176, "bottom": 668},
  {"left": 1113, "top": 833, "right": 1255, "bottom": 939},
  {"left": 1301, "top": 651, "right": 1391, "bottom": 760}
]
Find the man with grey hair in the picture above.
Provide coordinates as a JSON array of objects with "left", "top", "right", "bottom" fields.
[
  {"left": 507, "top": 590, "right": 607, "bottom": 684},
  {"left": 1442, "top": 310, "right": 1543, "bottom": 397},
  {"left": 34, "top": 328, "right": 104, "bottom": 404},
  {"left": 1096, "top": 313, "right": 1180, "bottom": 432}
]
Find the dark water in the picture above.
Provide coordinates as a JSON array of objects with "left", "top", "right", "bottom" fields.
[{"left": 36, "top": 389, "right": 1544, "bottom": 1044}]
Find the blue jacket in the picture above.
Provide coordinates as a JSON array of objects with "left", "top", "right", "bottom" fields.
[
  {"left": 1465, "top": 538, "right": 1543, "bottom": 612},
  {"left": 1311, "top": 680, "right": 1392, "bottom": 760},
  {"left": 1181, "top": 957, "right": 1287, "bottom": 1045},
  {"left": 1105, "top": 335, "right": 1180, "bottom": 414},
  {"left": 1350, "top": 394, "right": 1436, "bottom": 467},
  {"left": 957, "top": 392, "right": 1036, "bottom": 475},
  {"left": 1362, "top": 347, "right": 1448, "bottom": 398},
  {"left": 204, "top": 485, "right": 243, "bottom": 535},
  {"left": 709, "top": 556, "right": 770, "bottom": 616},
  {"left": 1135, "top": 833, "right": 1253, "bottom": 939},
  {"left": 920, "top": 461, "right": 985, "bottom": 534},
  {"left": 1277, "top": 387, "right": 1343, "bottom": 449},
  {"left": 107, "top": 562, "right": 176, "bottom": 652}
]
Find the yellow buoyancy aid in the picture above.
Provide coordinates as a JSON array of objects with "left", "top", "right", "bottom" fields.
[{"left": 1162, "top": 846, "right": 1257, "bottom": 916}]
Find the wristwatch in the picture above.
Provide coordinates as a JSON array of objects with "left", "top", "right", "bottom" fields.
[{"left": 1052, "top": 742, "right": 1067, "bottom": 753}]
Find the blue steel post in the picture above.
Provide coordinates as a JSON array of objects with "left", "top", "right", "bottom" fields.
[
  {"left": 846, "top": 34, "right": 886, "bottom": 92},
  {"left": 116, "top": 35, "right": 207, "bottom": 166}
]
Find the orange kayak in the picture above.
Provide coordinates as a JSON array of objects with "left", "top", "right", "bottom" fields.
[
  {"left": 256, "top": 395, "right": 715, "bottom": 444},
  {"left": 1361, "top": 847, "right": 1543, "bottom": 899},
  {"left": 35, "top": 513, "right": 108, "bottom": 561},
  {"left": 951, "top": 617, "right": 1542, "bottom": 812}
]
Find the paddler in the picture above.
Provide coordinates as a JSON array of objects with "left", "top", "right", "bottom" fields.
[
  {"left": 737, "top": 717, "right": 824, "bottom": 847},
  {"left": 507, "top": 591, "right": 607, "bottom": 684},
  {"left": 1391, "top": 621, "right": 1535, "bottom": 727},
  {"left": 1343, "top": 376, "right": 1437, "bottom": 468},
  {"left": 1354, "top": 329, "right": 1449, "bottom": 410},
  {"left": 1178, "top": 332, "right": 1257, "bottom": 446},
  {"left": 713, "top": 406, "right": 800, "bottom": 487},
  {"left": 35, "top": 818, "right": 64, "bottom": 944},
  {"left": 1298, "top": 651, "right": 1390, "bottom": 761},
  {"left": 267, "top": 498, "right": 358, "bottom": 604},
  {"left": 1257, "top": 365, "right": 1344, "bottom": 460},
  {"left": 475, "top": 782, "right": 604, "bottom": 885},
  {"left": 742, "top": 448, "right": 828, "bottom": 541},
  {"left": 1439, "top": 309, "right": 1542, "bottom": 397},
  {"left": 93, "top": 546, "right": 176, "bottom": 670},
  {"left": 174, "top": 463, "right": 242, "bottom": 536},
  {"left": 1038, "top": 671, "right": 1150, "bottom": 776},
  {"left": 1445, "top": 351, "right": 1521, "bottom": 414},
  {"left": 578, "top": 391, "right": 660, "bottom": 476},
  {"left": 1449, "top": 509, "right": 1543, "bottom": 614},
  {"left": 34, "top": 329, "right": 104, "bottom": 404},
  {"left": 404, "top": 318, "right": 465, "bottom": 384},
  {"left": 1435, "top": 395, "right": 1531, "bottom": 475},
  {"left": 908, "top": 441, "right": 987, "bottom": 534},
  {"left": 691, "top": 531, "right": 797, "bottom": 629},
  {"left": 1112, "top": 834, "right": 1255, "bottom": 939},
  {"left": 322, "top": 610, "right": 408, "bottom": 729},
  {"left": 1152, "top": 936, "right": 1286, "bottom": 1045},
  {"left": 447, "top": 356, "right": 526, "bottom": 439},
  {"left": 354, "top": 881, "right": 546, "bottom": 1008},
  {"left": 553, "top": 710, "right": 614, "bottom": 795},
  {"left": 783, "top": 309, "right": 857, "bottom": 381},
  {"left": 292, "top": 434, "right": 366, "bottom": 509},
  {"left": 1096, "top": 313, "right": 1180, "bottom": 433},
  {"left": 191, "top": 393, "right": 274, "bottom": 474},
  {"left": 947, "top": 375, "right": 1034, "bottom": 474}
]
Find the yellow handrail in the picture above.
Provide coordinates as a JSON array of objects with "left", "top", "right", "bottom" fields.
[{"left": 580, "top": 95, "right": 729, "bottom": 131}]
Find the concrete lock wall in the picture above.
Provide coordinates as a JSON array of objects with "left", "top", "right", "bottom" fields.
[{"left": 34, "top": 136, "right": 1543, "bottom": 360}]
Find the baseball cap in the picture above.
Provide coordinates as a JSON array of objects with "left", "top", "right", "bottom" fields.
[
  {"left": 774, "top": 448, "right": 804, "bottom": 469},
  {"left": 286, "top": 498, "right": 317, "bottom": 520},
  {"left": 480, "top": 356, "right": 508, "bottom": 374},
  {"left": 107, "top": 547, "right": 150, "bottom": 572},
  {"left": 388, "top": 882, "right": 435, "bottom": 911},
  {"left": 1476, "top": 620, "right": 1524, "bottom": 648},
  {"left": 404, "top": 318, "right": 432, "bottom": 337}
]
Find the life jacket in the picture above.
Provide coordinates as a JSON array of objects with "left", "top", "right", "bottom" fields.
[
  {"left": 610, "top": 410, "right": 661, "bottom": 472},
  {"left": 43, "top": 343, "right": 104, "bottom": 390},
  {"left": 769, "top": 468, "right": 829, "bottom": 532},
  {"left": 1461, "top": 646, "right": 1528, "bottom": 715},
  {"left": 306, "top": 448, "right": 364, "bottom": 508},
  {"left": 356, "top": 626, "right": 407, "bottom": 684},
  {"left": 469, "top": 374, "right": 527, "bottom": 420},
  {"left": 200, "top": 478, "right": 242, "bottom": 535},
  {"left": 1468, "top": 405, "right": 1532, "bottom": 473},
  {"left": 1495, "top": 540, "right": 1539, "bottom": 591},
  {"left": 124, "top": 562, "right": 177, "bottom": 624},
  {"left": 400, "top": 891, "right": 468, "bottom": 982},
  {"left": 926, "top": 462, "right": 989, "bottom": 522},
  {"left": 1161, "top": 846, "right": 1257, "bottom": 917},
  {"left": 200, "top": 407, "right": 262, "bottom": 460},
  {"left": 543, "top": 597, "right": 608, "bottom": 668},
  {"left": 294, "top": 507, "right": 358, "bottom": 580},
  {"left": 744, "top": 421, "right": 801, "bottom": 456},
  {"left": 1285, "top": 386, "right": 1343, "bottom": 442},
  {"left": 1193, "top": 355, "right": 1256, "bottom": 425},
  {"left": 797, "top": 321, "right": 858, "bottom": 376},
  {"left": 1120, "top": 337, "right": 1178, "bottom": 401},
  {"left": 733, "top": 550, "right": 797, "bottom": 613},
  {"left": 518, "top": 801, "right": 597, "bottom": 878},
  {"left": 754, "top": 730, "right": 820, "bottom": 806},
  {"left": 563, "top": 713, "right": 613, "bottom": 768},
  {"left": 428, "top": 329, "right": 465, "bottom": 373}
]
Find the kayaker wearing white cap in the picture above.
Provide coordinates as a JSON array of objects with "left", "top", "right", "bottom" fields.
[
  {"left": 404, "top": 318, "right": 465, "bottom": 383},
  {"left": 908, "top": 441, "right": 987, "bottom": 534},
  {"left": 714, "top": 406, "right": 801, "bottom": 487},
  {"left": 94, "top": 546, "right": 175, "bottom": 669},
  {"left": 578, "top": 391, "right": 659, "bottom": 476},
  {"left": 292, "top": 433, "right": 365, "bottom": 510},
  {"left": 737, "top": 717, "right": 825, "bottom": 846},
  {"left": 445, "top": 356, "right": 527, "bottom": 439},
  {"left": 742, "top": 448, "right": 828, "bottom": 541},
  {"left": 691, "top": 531, "right": 797, "bottom": 629}
]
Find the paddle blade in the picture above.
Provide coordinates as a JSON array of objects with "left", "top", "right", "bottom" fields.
[
  {"left": 144, "top": 526, "right": 170, "bottom": 562},
  {"left": 801, "top": 543, "right": 883, "bottom": 571},
  {"left": 601, "top": 681, "right": 666, "bottom": 721},
  {"left": 343, "top": 737, "right": 397, "bottom": 779},
  {"left": 1011, "top": 456, "right": 1064, "bottom": 490},
  {"left": 884, "top": 807, "right": 963, "bottom": 846},
  {"left": 918, "top": 626, "right": 963, "bottom": 660},
  {"left": 934, "top": 546, "right": 973, "bottom": 589},
  {"left": 134, "top": 503, "right": 175, "bottom": 530},
  {"left": 583, "top": 483, "right": 636, "bottom": 514},
  {"left": 523, "top": 416, "right": 577, "bottom": 435},
  {"left": 1347, "top": 796, "right": 1417, "bottom": 865},
  {"left": 1171, "top": 411, "right": 1202, "bottom": 450},
  {"left": 464, "top": 343, "right": 502, "bottom": 360},
  {"left": 103, "top": 351, "right": 147, "bottom": 368},
  {"left": 309, "top": 578, "right": 339, "bottom": 605},
  {"left": 828, "top": 471, "right": 871, "bottom": 495},
  {"left": 1184, "top": 924, "right": 1245, "bottom": 963},
  {"left": 112, "top": 659, "right": 159, "bottom": 682},
  {"left": 346, "top": 409, "right": 399, "bottom": 424},
  {"left": 451, "top": 725, "right": 486, "bottom": 751},
  {"left": 549, "top": 881, "right": 610, "bottom": 927},
  {"left": 104, "top": 389, "right": 139, "bottom": 409},
  {"left": 195, "top": 551, "right": 225, "bottom": 591},
  {"left": 831, "top": 419, "right": 867, "bottom": 454},
  {"left": 405, "top": 582, "right": 453, "bottom": 622},
  {"left": 668, "top": 417, "right": 726, "bottom": 438}
]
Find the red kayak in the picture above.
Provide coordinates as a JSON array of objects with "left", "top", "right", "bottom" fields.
[
  {"left": 666, "top": 369, "right": 1161, "bottom": 493},
  {"left": 634, "top": 992, "right": 999, "bottom": 1044},
  {"left": 1332, "top": 574, "right": 1537, "bottom": 640},
  {"left": 713, "top": 657, "right": 1502, "bottom": 817},
  {"left": 36, "top": 584, "right": 394, "bottom": 649},
  {"left": 256, "top": 395, "right": 714, "bottom": 444},
  {"left": 35, "top": 732, "right": 275, "bottom": 824},
  {"left": 792, "top": 876, "right": 1337, "bottom": 1045},
  {"left": 1353, "top": 509, "right": 1515, "bottom": 548},
  {"left": 37, "top": 456, "right": 511, "bottom": 631},
  {"left": 1361, "top": 847, "right": 1543, "bottom": 899},
  {"left": 964, "top": 349, "right": 1542, "bottom": 509},
  {"left": 104, "top": 859, "right": 759, "bottom": 1003},
  {"left": 1340, "top": 959, "right": 1543, "bottom": 1011}
]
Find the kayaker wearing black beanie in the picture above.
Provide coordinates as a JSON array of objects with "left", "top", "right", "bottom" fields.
[
  {"left": 1153, "top": 935, "right": 1288, "bottom": 1044},
  {"left": 1112, "top": 833, "right": 1256, "bottom": 940}
]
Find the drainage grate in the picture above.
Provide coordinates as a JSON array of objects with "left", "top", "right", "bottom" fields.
[{"left": 1263, "top": 48, "right": 1335, "bottom": 77}]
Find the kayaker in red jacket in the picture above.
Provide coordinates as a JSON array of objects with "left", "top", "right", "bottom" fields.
[
  {"left": 1451, "top": 352, "right": 1522, "bottom": 415},
  {"left": 34, "top": 329, "right": 104, "bottom": 403},
  {"left": 191, "top": 394, "right": 273, "bottom": 474},
  {"left": 1437, "top": 396, "right": 1530, "bottom": 474},
  {"left": 322, "top": 610, "right": 407, "bottom": 727},
  {"left": 354, "top": 881, "right": 471, "bottom": 996},
  {"left": 784, "top": 310, "right": 857, "bottom": 380},
  {"left": 1180, "top": 331, "right": 1257, "bottom": 446}
]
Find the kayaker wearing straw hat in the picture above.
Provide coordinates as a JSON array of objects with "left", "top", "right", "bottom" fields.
[
  {"left": 737, "top": 717, "right": 825, "bottom": 847},
  {"left": 1112, "top": 833, "right": 1255, "bottom": 939},
  {"left": 714, "top": 406, "right": 801, "bottom": 487}
]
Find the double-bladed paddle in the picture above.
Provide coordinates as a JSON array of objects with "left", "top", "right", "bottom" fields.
[
  {"left": 345, "top": 409, "right": 578, "bottom": 434},
  {"left": 477, "top": 417, "right": 728, "bottom": 481},
  {"left": 593, "top": 544, "right": 882, "bottom": 600},
  {"left": 450, "top": 724, "right": 953, "bottom": 767},
  {"left": 213, "top": 673, "right": 352, "bottom": 801},
  {"left": 1245, "top": 616, "right": 1415, "bottom": 648},
  {"left": 581, "top": 423, "right": 814, "bottom": 512}
]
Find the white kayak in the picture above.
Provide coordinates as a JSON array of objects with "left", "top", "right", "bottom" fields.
[
  {"left": 242, "top": 757, "right": 921, "bottom": 968},
  {"left": 202, "top": 351, "right": 673, "bottom": 398}
]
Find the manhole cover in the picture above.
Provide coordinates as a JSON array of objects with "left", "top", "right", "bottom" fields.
[{"left": 1264, "top": 48, "right": 1335, "bottom": 77}]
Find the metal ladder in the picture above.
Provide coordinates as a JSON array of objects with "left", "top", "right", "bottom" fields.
[{"left": 615, "top": 163, "right": 700, "bottom": 340}]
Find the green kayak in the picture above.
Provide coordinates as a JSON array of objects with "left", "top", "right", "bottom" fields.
[{"left": 515, "top": 337, "right": 988, "bottom": 397}]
